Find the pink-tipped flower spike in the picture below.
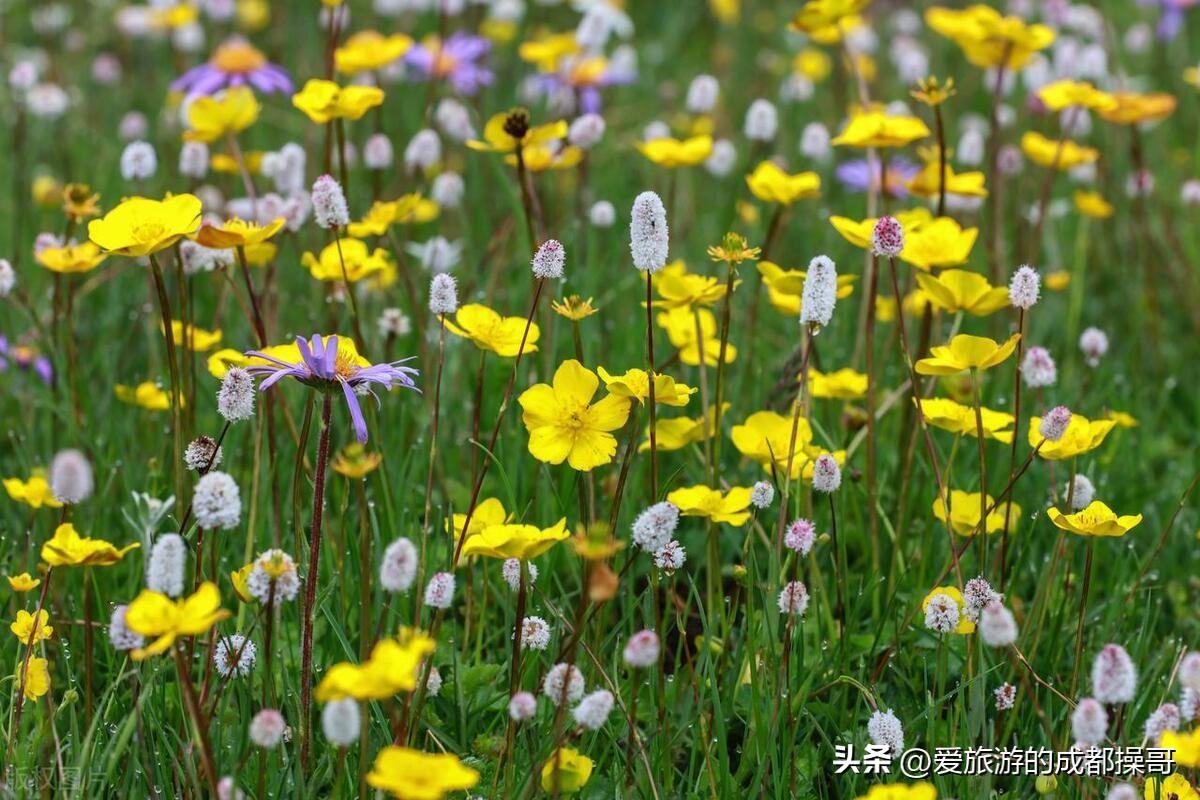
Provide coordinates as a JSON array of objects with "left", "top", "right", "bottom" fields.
[
  {"left": 379, "top": 538, "right": 418, "bottom": 593},
  {"left": 867, "top": 709, "right": 904, "bottom": 757},
  {"left": 1020, "top": 346, "right": 1057, "bottom": 388},
  {"left": 1092, "top": 644, "right": 1137, "bottom": 704},
  {"left": 509, "top": 692, "right": 537, "bottom": 722},
  {"left": 49, "top": 449, "right": 93, "bottom": 505},
  {"left": 777, "top": 581, "right": 809, "bottom": 616},
  {"left": 572, "top": 690, "right": 614, "bottom": 731},
  {"left": 249, "top": 709, "right": 287, "bottom": 749},
  {"left": 1143, "top": 703, "right": 1181, "bottom": 744},
  {"left": 322, "top": 698, "right": 361, "bottom": 747},
  {"left": 363, "top": 133, "right": 394, "bottom": 171},
  {"left": 1105, "top": 784, "right": 1137, "bottom": 800},
  {"left": 924, "top": 592, "right": 959, "bottom": 634},
  {"left": 632, "top": 501, "right": 680, "bottom": 552},
  {"left": 502, "top": 559, "right": 538, "bottom": 592},
  {"left": 1068, "top": 475, "right": 1096, "bottom": 511},
  {"left": 872, "top": 216, "right": 904, "bottom": 258},
  {"left": 108, "top": 605, "right": 145, "bottom": 652},
  {"left": 800, "top": 255, "right": 837, "bottom": 332},
  {"left": 962, "top": 576, "right": 1001, "bottom": 624},
  {"left": 519, "top": 616, "right": 551, "bottom": 651},
  {"left": 542, "top": 663, "right": 585, "bottom": 706},
  {"left": 653, "top": 540, "right": 686, "bottom": 573},
  {"left": 1071, "top": 698, "right": 1108, "bottom": 745},
  {"left": 218, "top": 367, "right": 256, "bottom": 423},
  {"left": 811, "top": 454, "right": 841, "bottom": 493},
  {"left": 784, "top": 519, "right": 816, "bottom": 556},
  {"left": 1038, "top": 406, "right": 1072, "bottom": 442},
  {"left": 630, "top": 191, "right": 669, "bottom": 273},
  {"left": 214, "top": 634, "right": 257, "bottom": 679},
  {"left": 1180, "top": 651, "right": 1200, "bottom": 691},
  {"left": 146, "top": 534, "right": 186, "bottom": 597},
  {"left": 979, "top": 602, "right": 1019, "bottom": 647},
  {"left": 994, "top": 682, "right": 1016, "bottom": 711},
  {"left": 184, "top": 436, "right": 223, "bottom": 472},
  {"left": 622, "top": 630, "right": 661, "bottom": 668},
  {"left": 1079, "top": 327, "right": 1108, "bottom": 367},
  {"left": 429, "top": 273, "right": 458, "bottom": 316},
  {"left": 311, "top": 174, "right": 349, "bottom": 229},
  {"left": 531, "top": 239, "right": 566, "bottom": 279},
  {"left": 750, "top": 480, "right": 775, "bottom": 509},
  {"left": 423, "top": 571, "right": 456, "bottom": 609},
  {"left": 743, "top": 98, "right": 778, "bottom": 141},
  {"left": 1008, "top": 265, "right": 1041, "bottom": 310},
  {"left": 685, "top": 74, "right": 719, "bottom": 114},
  {"left": 192, "top": 471, "right": 241, "bottom": 529}
]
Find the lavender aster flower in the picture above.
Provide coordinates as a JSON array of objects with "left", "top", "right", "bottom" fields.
[
  {"left": 404, "top": 33, "right": 493, "bottom": 95},
  {"left": 245, "top": 334, "right": 419, "bottom": 443},
  {"left": 172, "top": 38, "right": 292, "bottom": 98}
]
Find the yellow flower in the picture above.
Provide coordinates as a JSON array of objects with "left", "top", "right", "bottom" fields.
[
  {"left": 730, "top": 410, "right": 812, "bottom": 474},
  {"left": 746, "top": 161, "right": 821, "bottom": 204},
  {"left": 10, "top": 609, "right": 54, "bottom": 645},
  {"left": 518, "top": 31, "right": 581, "bottom": 72},
  {"left": 36, "top": 242, "right": 107, "bottom": 274},
  {"left": 1099, "top": 92, "right": 1177, "bottom": 125},
  {"left": 88, "top": 194, "right": 203, "bottom": 257},
  {"left": 210, "top": 151, "right": 265, "bottom": 174},
  {"left": 917, "top": 398, "right": 1014, "bottom": 443},
  {"left": 368, "top": 746, "right": 480, "bottom": 800},
  {"left": 32, "top": 175, "right": 61, "bottom": 208},
  {"left": 346, "top": 195, "right": 440, "bottom": 237},
  {"left": 808, "top": 368, "right": 868, "bottom": 400},
  {"left": 657, "top": 307, "right": 737, "bottom": 366},
  {"left": 41, "top": 523, "right": 139, "bottom": 568},
  {"left": 926, "top": 5, "right": 1054, "bottom": 70},
  {"left": 571, "top": 522, "right": 624, "bottom": 560},
  {"left": 444, "top": 304, "right": 540, "bottom": 357},
  {"left": 830, "top": 208, "right": 933, "bottom": 250},
  {"left": 651, "top": 265, "right": 734, "bottom": 309},
  {"left": 640, "top": 404, "right": 728, "bottom": 452},
  {"left": 596, "top": 367, "right": 696, "bottom": 407},
  {"left": 19, "top": 658, "right": 50, "bottom": 702},
  {"left": 933, "top": 490, "right": 1020, "bottom": 536},
  {"left": 1027, "top": 413, "right": 1115, "bottom": 460},
  {"left": 1073, "top": 190, "right": 1113, "bottom": 219},
  {"left": 789, "top": 0, "right": 870, "bottom": 33},
  {"left": 4, "top": 472, "right": 63, "bottom": 509},
  {"left": 1036, "top": 80, "right": 1117, "bottom": 112},
  {"left": 551, "top": 295, "right": 598, "bottom": 320},
  {"left": 316, "top": 631, "right": 437, "bottom": 701},
  {"left": 1047, "top": 501, "right": 1142, "bottom": 538},
  {"left": 911, "top": 76, "right": 956, "bottom": 107},
  {"left": 1105, "top": 410, "right": 1138, "bottom": 428},
  {"left": 757, "top": 261, "right": 856, "bottom": 316},
  {"left": 184, "top": 86, "right": 260, "bottom": 142},
  {"left": 905, "top": 161, "right": 988, "bottom": 199},
  {"left": 855, "top": 781, "right": 938, "bottom": 800},
  {"left": 832, "top": 112, "right": 931, "bottom": 149},
  {"left": 635, "top": 135, "right": 714, "bottom": 168},
  {"left": 62, "top": 183, "right": 101, "bottom": 221},
  {"left": 915, "top": 270, "right": 1009, "bottom": 316},
  {"left": 667, "top": 485, "right": 753, "bottom": 526},
  {"left": 125, "top": 582, "right": 230, "bottom": 660},
  {"left": 504, "top": 142, "right": 583, "bottom": 172},
  {"left": 7, "top": 573, "right": 40, "bottom": 592},
  {"left": 207, "top": 349, "right": 249, "bottom": 379},
  {"left": 162, "top": 320, "right": 223, "bottom": 352},
  {"left": 230, "top": 564, "right": 253, "bottom": 603},
  {"left": 707, "top": 232, "right": 760, "bottom": 265},
  {"left": 115, "top": 381, "right": 179, "bottom": 411},
  {"left": 1161, "top": 729, "right": 1200, "bottom": 768},
  {"left": 1020, "top": 131, "right": 1098, "bottom": 171},
  {"left": 292, "top": 79, "right": 385, "bottom": 123},
  {"left": 460, "top": 519, "right": 570, "bottom": 560},
  {"left": 331, "top": 443, "right": 383, "bottom": 479},
  {"left": 899, "top": 217, "right": 979, "bottom": 271},
  {"left": 301, "top": 238, "right": 393, "bottom": 283},
  {"left": 518, "top": 360, "right": 631, "bottom": 471},
  {"left": 1044, "top": 271, "right": 1070, "bottom": 291},
  {"left": 194, "top": 216, "right": 285, "bottom": 249},
  {"left": 540, "top": 748, "right": 594, "bottom": 794},
  {"left": 792, "top": 48, "right": 832, "bottom": 82},
  {"left": 467, "top": 112, "right": 568, "bottom": 154},
  {"left": 1144, "top": 773, "right": 1199, "bottom": 800},
  {"left": 915, "top": 334, "right": 1020, "bottom": 375},
  {"left": 335, "top": 30, "right": 412, "bottom": 73},
  {"left": 448, "top": 498, "right": 512, "bottom": 542},
  {"left": 921, "top": 586, "right": 976, "bottom": 633}
]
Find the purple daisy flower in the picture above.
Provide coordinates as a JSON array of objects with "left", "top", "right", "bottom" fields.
[
  {"left": 404, "top": 32, "right": 493, "bottom": 95},
  {"left": 1140, "top": 0, "right": 1198, "bottom": 39},
  {"left": 245, "top": 334, "right": 419, "bottom": 443},
  {"left": 836, "top": 157, "right": 920, "bottom": 198},
  {"left": 0, "top": 336, "right": 53, "bottom": 385},
  {"left": 534, "top": 56, "right": 635, "bottom": 114},
  {"left": 172, "top": 38, "right": 293, "bottom": 98}
]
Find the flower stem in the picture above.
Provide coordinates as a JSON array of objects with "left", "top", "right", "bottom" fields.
[
  {"left": 149, "top": 254, "right": 186, "bottom": 514},
  {"left": 300, "top": 393, "right": 334, "bottom": 770},
  {"left": 645, "top": 275, "right": 658, "bottom": 501}
]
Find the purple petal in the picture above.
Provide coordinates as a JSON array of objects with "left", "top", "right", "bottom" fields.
[{"left": 339, "top": 380, "right": 370, "bottom": 443}]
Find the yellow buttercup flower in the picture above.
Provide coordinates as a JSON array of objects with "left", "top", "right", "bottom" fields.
[
  {"left": 162, "top": 321, "right": 223, "bottom": 352},
  {"left": 19, "top": 658, "right": 50, "bottom": 702},
  {"left": 651, "top": 263, "right": 733, "bottom": 309},
  {"left": 933, "top": 490, "right": 1019, "bottom": 537},
  {"left": 518, "top": 360, "right": 631, "bottom": 472},
  {"left": 635, "top": 135, "right": 714, "bottom": 168},
  {"left": 1047, "top": 501, "right": 1142, "bottom": 538},
  {"left": 667, "top": 485, "right": 753, "bottom": 526},
  {"left": 911, "top": 76, "right": 956, "bottom": 107},
  {"left": 467, "top": 112, "right": 568, "bottom": 154},
  {"left": 41, "top": 523, "right": 140, "bottom": 568},
  {"left": 4, "top": 471, "right": 63, "bottom": 509},
  {"left": 757, "top": 261, "right": 856, "bottom": 316},
  {"left": 807, "top": 368, "right": 868, "bottom": 400},
  {"left": 596, "top": 367, "right": 696, "bottom": 407},
  {"left": 731, "top": 409, "right": 811, "bottom": 471},
  {"left": 292, "top": 79, "right": 385, "bottom": 123},
  {"left": 915, "top": 269, "right": 1009, "bottom": 316},
  {"left": 1098, "top": 92, "right": 1177, "bottom": 125},
  {"left": 1073, "top": 190, "right": 1113, "bottom": 219},
  {"left": 316, "top": 631, "right": 437, "bottom": 701},
  {"left": 899, "top": 217, "right": 979, "bottom": 271},
  {"left": 346, "top": 195, "right": 440, "bottom": 237},
  {"left": 115, "top": 381, "right": 180, "bottom": 411},
  {"left": 1028, "top": 413, "right": 1115, "bottom": 460},
  {"left": 194, "top": 216, "right": 285, "bottom": 249},
  {"left": 211, "top": 151, "right": 265, "bottom": 174},
  {"left": 88, "top": 194, "right": 203, "bottom": 257},
  {"left": 444, "top": 304, "right": 541, "bottom": 357},
  {"left": 640, "top": 404, "right": 728, "bottom": 452},
  {"left": 551, "top": 295, "right": 598, "bottom": 320},
  {"left": 518, "top": 31, "right": 580, "bottom": 72},
  {"left": 1161, "top": 729, "right": 1200, "bottom": 768},
  {"left": 207, "top": 348, "right": 249, "bottom": 379},
  {"left": 184, "top": 86, "right": 260, "bottom": 142},
  {"left": 657, "top": 307, "right": 737, "bottom": 366},
  {"left": 331, "top": 442, "right": 383, "bottom": 479},
  {"left": 302, "top": 239, "right": 393, "bottom": 283},
  {"left": 854, "top": 781, "right": 938, "bottom": 800},
  {"left": 916, "top": 334, "right": 1020, "bottom": 375},
  {"left": 334, "top": 30, "right": 412, "bottom": 73},
  {"left": 922, "top": 586, "right": 976, "bottom": 633},
  {"left": 905, "top": 161, "right": 988, "bottom": 199},
  {"left": 1144, "top": 774, "right": 1199, "bottom": 800},
  {"left": 1044, "top": 271, "right": 1070, "bottom": 291},
  {"left": 745, "top": 161, "right": 821, "bottom": 204},
  {"left": 460, "top": 518, "right": 570, "bottom": 560},
  {"left": 449, "top": 498, "right": 512, "bottom": 543},
  {"left": 10, "top": 609, "right": 53, "bottom": 645},
  {"left": 789, "top": 0, "right": 870, "bottom": 33},
  {"left": 124, "top": 582, "right": 231, "bottom": 660},
  {"left": 230, "top": 564, "right": 253, "bottom": 603},
  {"left": 792, "top": 48, "right": 832, "bottom": 82},
  {"left": 1105, "top": 410, "right": 1138, "bottom": 428},
  {"left": 1036, "top": 80, "right": 1117, "bottom": 112},
  {"left": 7, "top": 573, "right": 41, "bottom": 592},
  {"left": 917, "top": 398, "right": 1014, "bottom": 443},
  {"left": 540, "top": 748, "right": 594, "bottom": 794},
  {"left": 926, "top": 5, "right": 1054, "bottom": 70},
  {"left": 831, "top": 112, "right": 931, "bottom": 149},
  {"left": 504, "top": 142, "right": 583, "bottom": 172},
  {"left": 36, "top": 242, "right": 107, "bottom": 274},
  {"left": 368, "top": 746, "right": 480, "bottom": 800},
  {"left": 829, "top": 208, "right": 933, "bottom": 250},
  {"left": 1020, "top": 131, "right": 1098, "bottom": 171},
  {"left": 62, "top": 183, "right": 101, "bottom": 221}
]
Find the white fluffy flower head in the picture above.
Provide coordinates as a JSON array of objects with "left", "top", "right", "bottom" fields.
[
  {"left": 1008, "top": 265, "right": 1041, "bottom": 309},
  {"left": 630, "top": 191, "right": 669, "bottom": 273},
  {"left": 867, "top": 709, "right": 904, "bottom": 757},
  {"left": 531, "top": 239, "right": 566, "bottom": 279},
  {"left": 193, "top": 471, "right": 241, "bottom": 529},
  {"left": 379, "top": 538, "right": 418, "bottom": 593},
  {"left": 429, "top": 273, "right": 458, "bottom": 315},
  {"left": 800, "top": 255, "right": 837, "bottom": 332},
  {"left": 311, "top": 174, "right": 349, "bottom": 229},
  {"left": 631, "top": 501, "right": 679, "bottom": 552},
  {"left": 147, "top": 533, "right": 187, "bottom": 597}
]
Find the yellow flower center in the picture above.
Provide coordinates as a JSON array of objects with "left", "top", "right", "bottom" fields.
[
  {"left": 212, "top": 41, "right": 267, "bottom": 73},
  {"left": 433, "top": 48, "right": 458, "bottom": 77},
  {"left": 333, "top": 350, "right": 359, "bottom": 380},
  {"left": 132, "top": 221, "right": 166, "bottom": 243}
]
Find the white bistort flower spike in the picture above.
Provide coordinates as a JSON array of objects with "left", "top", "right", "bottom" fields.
[
  {"left": 630, "top": 191, "right": 669, "bottom": 273},
  {"left": 800, "top": 255, "right": 837, "bottom": 333}
]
